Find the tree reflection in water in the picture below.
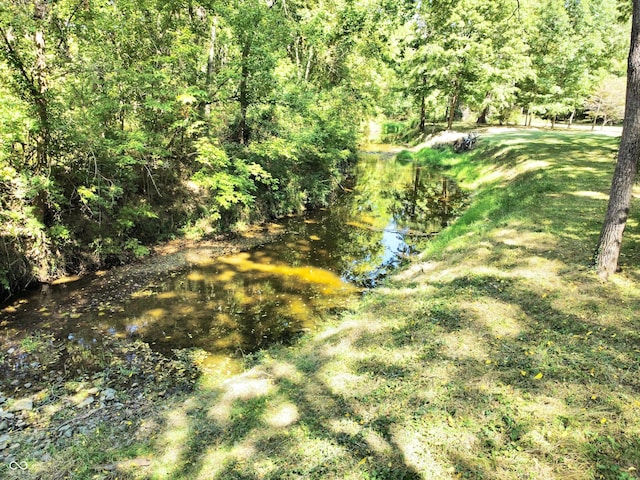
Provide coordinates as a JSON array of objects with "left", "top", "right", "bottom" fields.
[{"left": 1, "top": 151, "right": 468, "bottom": 364}]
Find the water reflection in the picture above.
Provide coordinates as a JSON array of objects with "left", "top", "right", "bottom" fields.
[
  {"left": 110, "top": 249, "right": 357, "bottom": 356},
  {"left": 1, "top": 151, "right": 467, "bottom": 362}
]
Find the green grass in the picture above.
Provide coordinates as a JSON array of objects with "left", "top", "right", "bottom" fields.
[{"left": 9, "top": 127, "right": 640, "bottom": 480}]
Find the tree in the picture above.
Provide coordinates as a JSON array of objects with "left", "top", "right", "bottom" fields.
[
  {"left": 519, "top": 0, "right": 627, "bottom": 128},
  {"left": 593, "top": 0, "right": 640, "bottom": 279},
  {"left": 585, "top": 76, "right": 626, "bottom": 129},
  {"left": 394, "top": 0, "right": 530, "bottom": 131}
]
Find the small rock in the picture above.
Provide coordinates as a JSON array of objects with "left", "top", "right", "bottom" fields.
[
  {"left": 8, "top": 398, "right": 33, "bottom": 412},
  {"left": 0, "top": 411, "right": 15, "bottom": 420},
  {"left": 24, "top": 383, "right": 32, "bottom": 389},
  {"left": 8, "top": 442, "right": 20, "bottom": 450},
  {"left": 86, "top": 387, "right": 99, "bottom": 396},
  {"left": 101, "top": 388, "right": 117, "bottom": 401},
  {"left": 7, "top": 348, "right": 15, "bottom": 354},
  {"left": 0, "top": 421, "right": 8, "bottom": 431},
  {"left": 40, "top": 452, "right": 52, "bottom": 462},
  {"left": 10, "top": 379, "right": 19, "bottom": 386},
  {"left": 76, "top": 396, "right": 94, "bottom": 409},
  {"left": 0, "top": 433, "right": 10, "bottom": 450}
]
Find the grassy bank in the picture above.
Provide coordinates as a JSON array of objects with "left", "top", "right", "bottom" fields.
[{"left": 6, "top": 128, "right": 640, "bottom": 479}]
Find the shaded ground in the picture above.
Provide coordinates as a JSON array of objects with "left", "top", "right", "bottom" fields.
[{"left": 2, "top": 128, "right": 640, "bottom": 480}]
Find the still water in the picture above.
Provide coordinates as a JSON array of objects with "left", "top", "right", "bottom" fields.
[{"left": 1, "top": 151, "right": 467, "bottom": 369}]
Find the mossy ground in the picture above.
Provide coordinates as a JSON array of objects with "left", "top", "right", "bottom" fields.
[{"left": 4, "top": 127, "right": 640, "bottom": 480}]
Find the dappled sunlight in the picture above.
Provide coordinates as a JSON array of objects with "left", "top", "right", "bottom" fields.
[
  {"left": 195, "top": 447, "right": 232, "bottom": 479},
  {"left": 393, "top": 259, "right": 443, "bottom": 281},
  {"left": 391, "top": 427, "right": 453, "bottom": 479},
  {"left": 218, "top": 251, "right": 351, "bottom": 290},
  {"left": 50, "top": 275, "right": 82, "bottom": 285},
  {"left": 148, "top": 131, "right": 639, "bottom": 479},
  {"left": 440, "top": 329, "right": 491, "bottom": 362},
  {"left": 491, "top": 227, "right": 558, "bottom": 252},
  {"left": 328, "top": 416, "right": 366, "bottom": 437},
  {"left": 461, "top": 159, "right": 550, "bottom": 191},
  {"left": 393, "top": 422, "right": 479, "bottom": 476},
  {"left": 509, "top": 256, "right": 566, "bottom": 286},
  {"left": 219, "top": 369, "right": 273, "bottom": 401},
  {"left": 460, "top": 299, "right": 525, "bottom": 338},
  {"left": 322, "top": 369, "right": 370, "bottom": 397},
  {"left": 195, "top": 354, "right": 243, "bottom": 388},
  {"left": 263, "top": 401, "right": 299, "bottom": 428},
  {"left": 608, "top": 273, "right": 640, "bottom": 299},
  {"left": 517, "top": 392, "right": 571, "bottom": 421},
  {"left": 313, "top": 318, "right": 378, "bottom": 345},
  {"left": 153, "top": 407, "right": 190, "bottom": 477},
  {"left": 569, "top": 190, "right": 609, "bottom": 200},
  {"left": 8, "top": 131, "right": 637, "bottom": 479},
  {"left": 184, "top": 249, "right": 223, "bottom": 266},
  {"left": 268, "top": 360, "right": 303, "bottom": 383},
  {"left": 206, "top": 368, "right": 273, "bottom": 425}
]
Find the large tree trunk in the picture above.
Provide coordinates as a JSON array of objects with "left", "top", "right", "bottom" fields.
[
  {"left": 594, "top": 0, "right": 640, "bottom": 279},
  {"left": 476, "top": 105, "right": 489, "bottom": 125}
]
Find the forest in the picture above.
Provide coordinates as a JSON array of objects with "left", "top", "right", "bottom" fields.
[{"left": 0, "top": 0, "right": 629, "bottom": 301}]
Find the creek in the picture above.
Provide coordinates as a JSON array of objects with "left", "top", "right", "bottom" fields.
[{"left": 0, "top": 150, "right": 467, "bottom": 376}]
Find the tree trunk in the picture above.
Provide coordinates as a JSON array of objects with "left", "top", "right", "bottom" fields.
[
  {"left": 34, "top": 30, "right": 50, "bottom": 173},
  {"left": 238, "top": 36, "right": 252, "bottom": 145},
  {"left": 419, "top": 76, "right": 426, "bottom": 133},
  {"left": 592, "top": 103, "right": 601, "bottom": 130},
  {"left": 304, "top": 46, "right": 313, "bottom": 82},
  {"left": 206, "top": 18, "right": 218, "bottom": 86},
  {"left": 447, "top": 91, "right": 458, "bottom": 130},
  {"left": 410, "top": 164, "right": 420, "bottom": 218},
  {"left": 476, "top": 106, "right": 489, "bottom": 125},
  {"left": 32, "top": 1, "right": 50, "bottom": 173},
  {"left": 594, "top": 0, "right": 640, "bottom": 279}
]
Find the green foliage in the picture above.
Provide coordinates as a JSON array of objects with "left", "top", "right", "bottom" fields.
[
  {"left": 0, "top": 0, "right": 367, "bottom": 295},
  {"left": 387, "top": 0, "right": 627, "bottom": 128},
  {"left": 0, "top": 0, "right": 629, "bottom": 298}
]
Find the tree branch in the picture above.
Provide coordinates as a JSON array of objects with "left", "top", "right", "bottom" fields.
[{"left": 0, "top": 25, "right": 38, "bottom": 100}]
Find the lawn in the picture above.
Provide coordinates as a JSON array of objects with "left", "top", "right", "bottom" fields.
[{"left": 11, "top": 128, "right": 640, "bottom": 480}]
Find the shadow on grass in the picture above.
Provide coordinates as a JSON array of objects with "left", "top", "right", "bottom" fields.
[
  {"left": 113, "top": 129, "right": 638, "bottom": 480},
  {"left": 31, "top": 129, "right": 639, "bottom": 480},
  {"left": 134, "top": 344, "right": 424, "bottom": 480}
]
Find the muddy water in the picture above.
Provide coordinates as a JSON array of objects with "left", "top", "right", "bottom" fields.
[{"left": 0, "top": 152, "right": 467, "bottom": 373}]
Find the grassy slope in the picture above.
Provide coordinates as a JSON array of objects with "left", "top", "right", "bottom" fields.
[{"left": 23, "top": 129, "right": 640, "bottom": 479}]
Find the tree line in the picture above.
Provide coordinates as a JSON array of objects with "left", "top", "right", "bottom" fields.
[{"left": 0, "top": 0, "right": 629, "bottom": 299}]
